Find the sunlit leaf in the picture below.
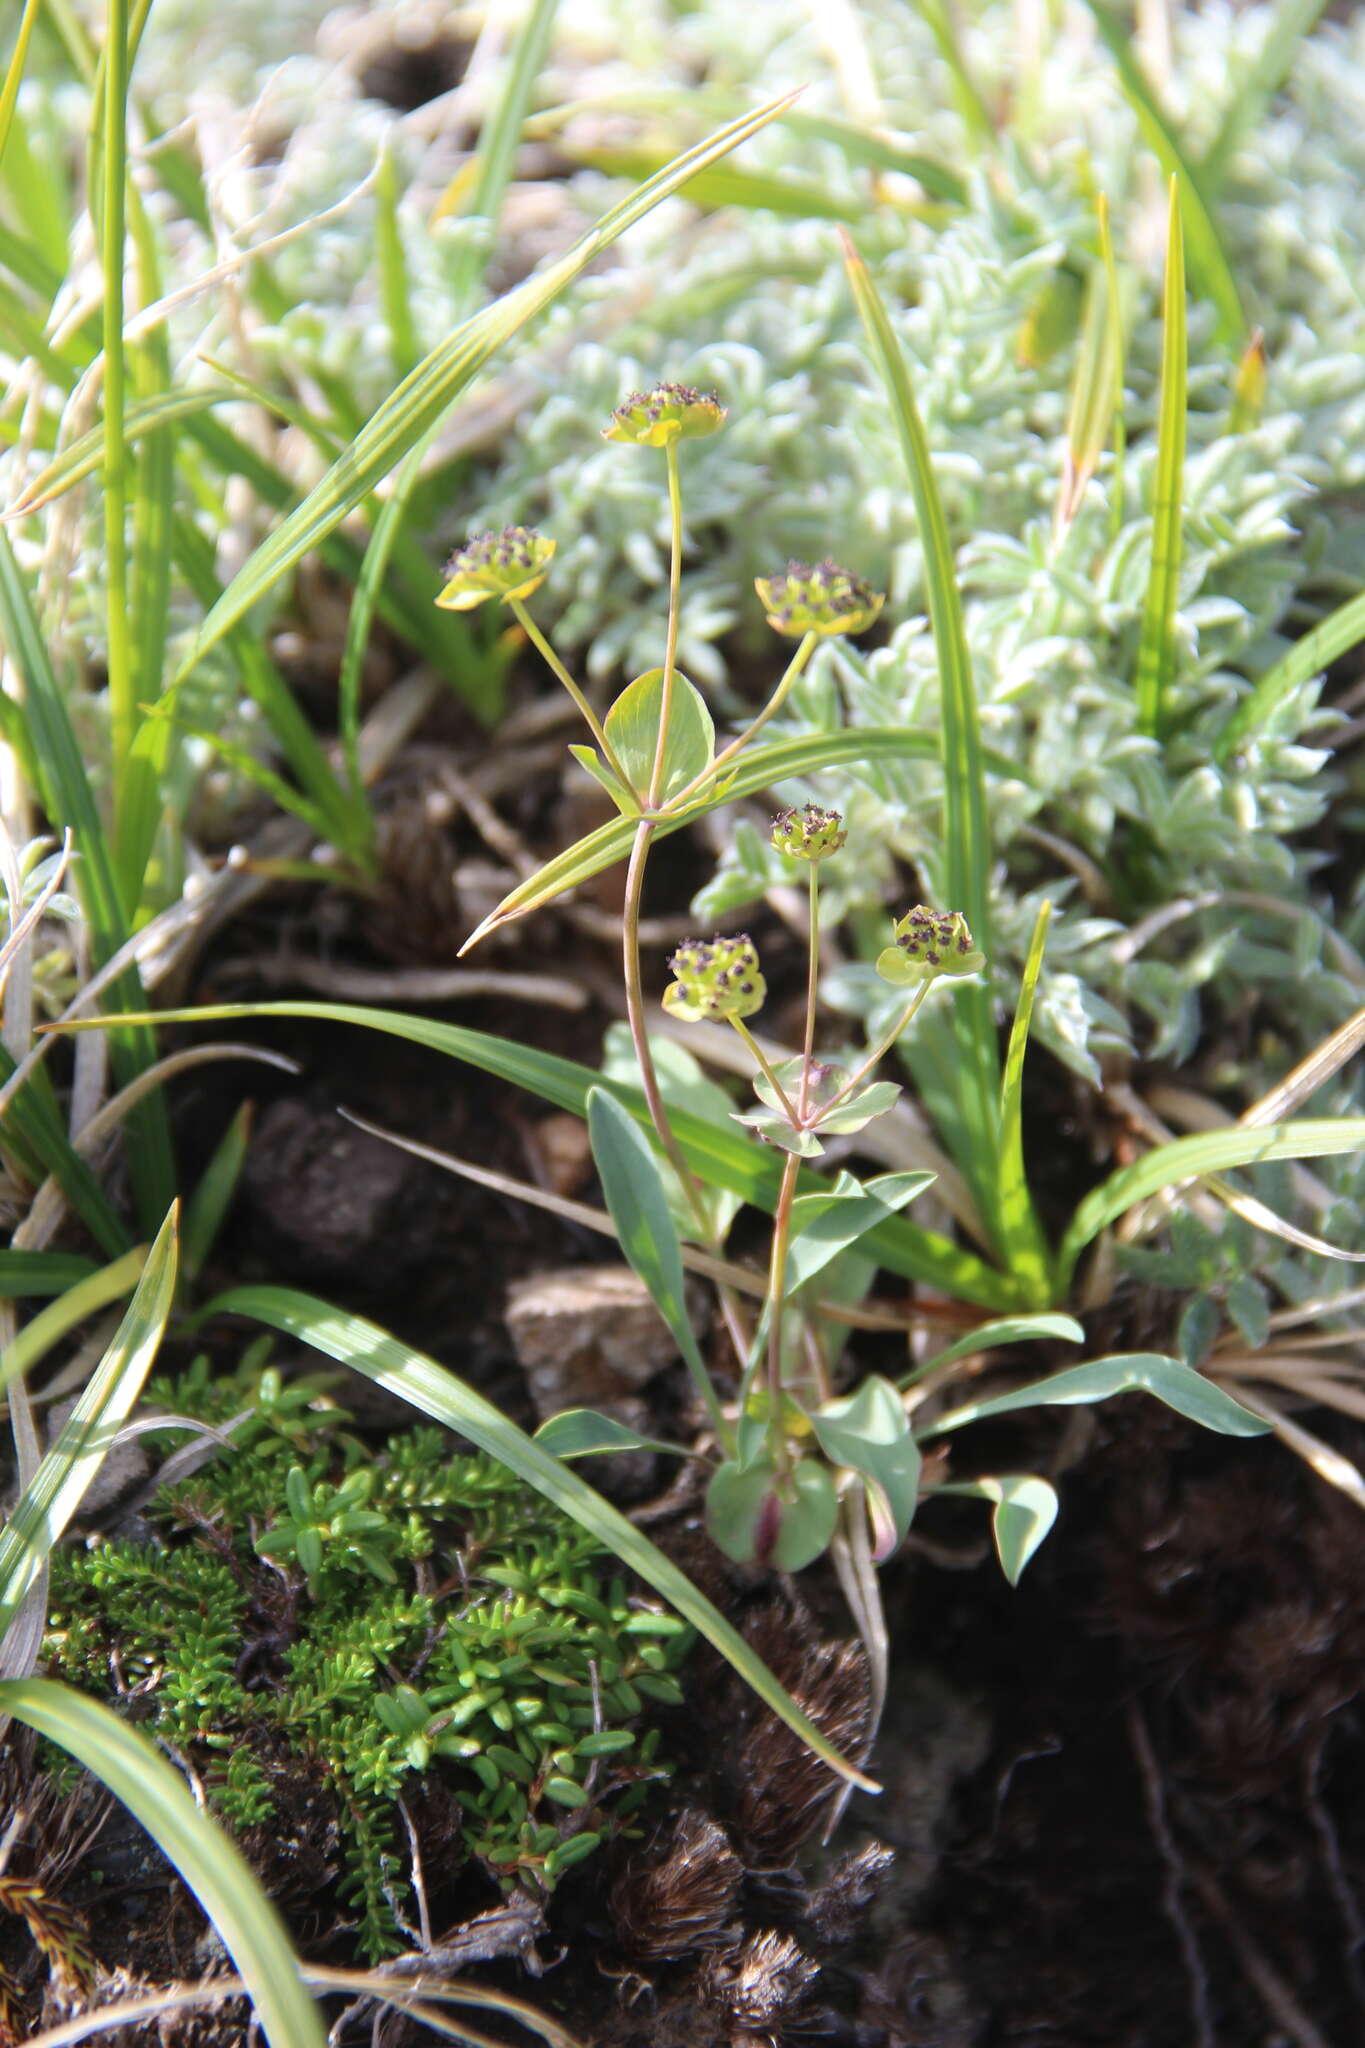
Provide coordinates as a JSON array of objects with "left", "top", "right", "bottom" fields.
[{"left": 920, "top": 1351, "right": 1272, "bottom": 1440}]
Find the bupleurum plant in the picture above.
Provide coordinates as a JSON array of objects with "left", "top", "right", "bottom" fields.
[
  {"left": 43, "top": 1359, "right": 688, "bottom": 1962},
  {"left": 449, "top": 379, "right": 1278, "bottom": 1627}
]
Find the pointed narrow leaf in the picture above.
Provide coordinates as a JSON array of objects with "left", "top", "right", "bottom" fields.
[
  {"left": 586, "top": 1087, "right": 725, "bottom": 1438},
  {"left": 1056, "top": 1118, "right": 1365, "bottom": 1288},
  {"left": 994, "top": 900, "right": 1052, "bottom": 1303},
  {"left": 920, "top": 1351, "right": 1273, "bottom": 1440},
  {"left": 842, "top": 232, "right": 999, "bottom": 1231},
  {"left": 1134, "top": 181, "right": 1187, "bottom": 740},
  {"left": 1080, "top": 0, "right": 1244, "bottom": 342},
  {"left": 0, "top": 1207, "right": 178, "bottom": 1641},
  {"left": 909, "top": 1311, "right": 1085, "bottom": 1384},
  {"left": 206, "top": 1282, "right": 878, "bottom": 1789},
  {"left": 1217, "top": 587, "right": 1365, "bottom": 765},
  {"left": 535, "top": 1409, "right": 693, "bottom": 1460},
  {"left": 0, "top": 1681, "right": 326, "bottom": 2048},
  {"left": 460, "top": 725, "right": 1014, "bottom": 949}
]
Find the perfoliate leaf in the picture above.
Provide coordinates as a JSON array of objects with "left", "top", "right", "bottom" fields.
[
  {"left": 706, "top": 1456, "right": 839, "bottom": 1571},
  {"left": 732, "top": 1104, "right": 826, "bottom": 1156},
  {"left": 568, "top": 743, "right": 640, "bottom": 817},
  {"left": 604, "top": 668, "right": 713, "bottom": 804}
]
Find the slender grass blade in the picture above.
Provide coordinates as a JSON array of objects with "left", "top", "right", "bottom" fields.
[
  {"left": 0, "top": 1681, "right": 326, "bottom": 2048},
  {"left": 842, "top": 233, "right": 1000, "bottom": 1235},
  {"left": 1134, "top": 180, "right": 1186, "bottom": 741}
]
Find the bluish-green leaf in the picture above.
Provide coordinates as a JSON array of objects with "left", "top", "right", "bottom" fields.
[
  {"left": 586, "top": 1087, "right": 726, "bottom": 1439},
  {"left": 920, "top": 1352, "right": 1273, "bottom": 1440},
  {"left": 811, "top": 1375, "right": 921, "bottom": 1556},
  {"left": 934, "top": 1474, "right": 1059, "bottom": 1583}
]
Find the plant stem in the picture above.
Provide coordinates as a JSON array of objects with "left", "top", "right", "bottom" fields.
[
  {"left": 765, "top": 1150, "right": 802, "bottom": 1480},
  {"left": 668, "top": 629, "right": 819, "bottom": 811},
  {"left": 729, "top": 1015, "right": 801, "bottom": 1126},
  {"left": 509, "top": 598, "right": 630, "bottom": 786},
  {"left": 818, "top": 982, "right": 933, "bottom": 1122},
  {"left": 646, "top": 439, "right": 685, "bottom": 810},
  {"left": 620, "top": 438, "right": 712, "bottom": 1242},
  {"left": 800, "top": 863, "right": 821, "bottom": 1119},
  {"left": 621, "top": 824, "right": 714, "bottom": 1243}
]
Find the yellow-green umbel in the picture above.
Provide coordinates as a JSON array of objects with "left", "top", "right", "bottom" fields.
[
  {"left": 663, "top": 934, "right": 766, "bottom": 1022},
  {"left": 602, "top": 383, "right": 727, "bottom": 449},
  {"left": 771, "top": 803, "right": 847, "bottom": 863},
  {"left": 436, "top": 527, "right": 555, "bottom": 610},
  {"left": 876, "top": 907, "right": 984, "bottom": 986},
  {"left": 754, "top": 560, "right": 884, "bottom": 639}
]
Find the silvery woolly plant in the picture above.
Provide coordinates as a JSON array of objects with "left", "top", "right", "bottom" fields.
[{"left": 444, "top": 385, "right": 1275, "bottom": 1665}]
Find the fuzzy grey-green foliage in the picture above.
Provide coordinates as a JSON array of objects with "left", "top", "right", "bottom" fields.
[{"left": 8, "top": 0, "right": 1364, "bottom": 1089}]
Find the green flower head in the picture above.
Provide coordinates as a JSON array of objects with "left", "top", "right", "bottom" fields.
[
  {"left": 436, "top": 527, "right": 555, "bottom": 610},
  {"left": 754, "top": 559, "right": 885, "bottom": 639},
  {"left": 876, "top": 906, "right": 985, "bottom": 987},
  {"left": 602, "top": 383, "right": 727, "bottom": 449},
  {"left": 771, "top": 803, "right": 847, "bottom": 863},
  {"left": 663, "top": 933, "right": 766, "bottom": 1023}
]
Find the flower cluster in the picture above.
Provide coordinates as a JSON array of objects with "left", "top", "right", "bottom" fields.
[
  {"left": 876, "top": 906, "right": 984, "bottom": 986},
  {"left": 662, "top": 933, "right": 766, "bottom": 1022},
  {"left": 437, "top": 526, "right": 555, "bottom": 610},
  {"left": 602, "top": 383, "right": 727, "bottom": 449},
  {"left": 754, "top": 560, "right": 884, "bottom": 639},
  {"left": 770, "top": 803, "right": 847, "bottom": 863}
]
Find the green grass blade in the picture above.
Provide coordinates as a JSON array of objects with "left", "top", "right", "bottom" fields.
[
  {"left": 1202, "top": 0, "right": 1330, "bottom": 193},
  {"left": 6, "top": 388, "right": 233, "bottom": 514},
  {"left": 341, "top": 0, "right": 561, "bottom": 773},
  {"left": 0, "top": 1681, "right": 326, "bottom": 2048},
  {"left": 1216, "top": 586, "right": 1365, "bottom": 765},
  {"left": 375, "top": 144, "right": 417, "bottom": 384},
  {"left": 906, "top": 1310, "right": 1085, "bottom": 1385},
  {"left": 0, "top": 1206, "right": 176, "bottom": 1642},
  {"left": 1134, "top": 179, "right": 1186, "bottom": 741},
  {"left": 0, "top": 531, "right": 174, "bottom": 1226},
  {"left": 98, "top": 0, "right": 135, "bottom": 826},
  {"left": 63, "top": 1001, "right": 1027, "bottom": 1310},
  {"left": 181, "top": 1102, "right": 252, "bottom": 1287},
  {"left": 0, "top": 1251, "right": 101, "bottom": 1298},
  {"left": 842, "top": 232, "right": 1000, "bottom": 1234},
  {"left": 0, "top": 1246, "right": 145, "bottom": 1397},
  {"left": 209, "top": 1282, "right": 878, "bottom": 1790},
  {"left": 563, "top": 150, "right": 863, "bottom": 221},
  {"left": 174, "top": 90, "right": 799, "bottom": 689},
  {"left": 1080, "top": 0, "right": 1244, "bottom": 343},
  {"left": 0, "top": 0, "right": 44, "bottom": 169},
  {"left": 116, "top": 190, "right": 179, "bottom": 905},
  {"left": 912, "top": 0, "right": 996, "bottom": 150},
  {"left": 0, "top": 1042, "right": 130, "bottom": 1255},
  {"left": 1059, "top": 194, "right": 1127, "bottom": 528},
  {"left": 994, "top": 900, "right": 1052, "bottom": 1304},
  {"left": 1055, "top": 1119, "right": 1365, "bottom": 1289},
  {"left": 171, "top": 513, "right": 368, "bottom": 856}
]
